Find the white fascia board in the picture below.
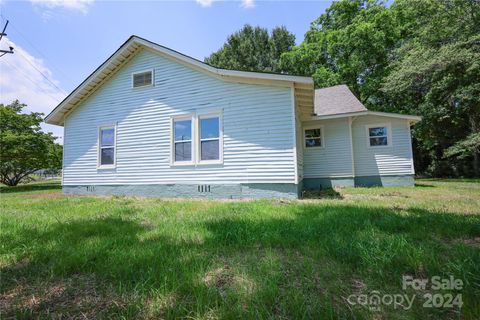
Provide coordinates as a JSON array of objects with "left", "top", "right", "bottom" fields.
[
  {"left": 309, "top": 111, "right": 422, "bottom": 122},
  {"left": 135, "top": 37, "right": 313, "bottom": 84},
  {"left": 46, "top": 36, "right": 313, "bottom": 126}
]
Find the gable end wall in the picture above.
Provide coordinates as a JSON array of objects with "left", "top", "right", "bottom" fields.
[{"left": 62, "top": 49, "right": 296, "bottom": 188}]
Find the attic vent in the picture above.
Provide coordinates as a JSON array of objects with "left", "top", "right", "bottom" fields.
[{"left": 132, "top": 70, "right": 153, "bottom": 88}]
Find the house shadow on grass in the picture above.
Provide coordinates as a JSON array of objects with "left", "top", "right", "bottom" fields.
[
  {"left": 302, "top": 188, "right": 343, "bottom": 199},
  {"left": 1, "top": 204, "right": 479, "bottom": 319}
]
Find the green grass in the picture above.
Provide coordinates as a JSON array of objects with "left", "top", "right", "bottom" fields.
[{"left": 1, "top": 179, "right": 479, "bottom": 319}]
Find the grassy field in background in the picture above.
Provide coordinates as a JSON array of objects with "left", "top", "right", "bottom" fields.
[{"left": 1, "top": 179, "right": 479, "bottom": 319}]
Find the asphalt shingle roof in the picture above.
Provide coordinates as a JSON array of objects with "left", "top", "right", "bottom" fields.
[{"left": 314, "top": 85, "right": 367, "bottom": 116}]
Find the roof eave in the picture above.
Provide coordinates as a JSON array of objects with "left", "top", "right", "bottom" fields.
[
  {"left": 45, "top": 35, "right": 314, "bottom": 126},
  {"left": 310, "top": 110, "right": 422, "bottom": 122}
]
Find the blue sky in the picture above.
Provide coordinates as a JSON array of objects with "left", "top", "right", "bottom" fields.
[{"left": 0, "top": 0, "right": 332, "bottom": 141}]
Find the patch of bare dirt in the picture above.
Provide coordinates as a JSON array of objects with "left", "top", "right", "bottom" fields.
[
  {"left": 351, "top": 279, "right": 367, "bottom": 294},
  {"left": 203, "top": 265, "right": 255, "bottom": 298},
  {"left": 0, "top": 274, "right": 126, "bottom": 319},
  {"left": 203, "top": 265, "right": 234, "bottom": 296},
  {"left": 22, "top": 192, "right": 65, "bottom": 199},
  {"left": 455, "top": 237, "right": 480, "bottom": 248}
]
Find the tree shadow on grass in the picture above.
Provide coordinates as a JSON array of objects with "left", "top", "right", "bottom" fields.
[
  {"left": 0, "top": 182, "right": 60, "bottom": 194},
  {"left": 414, "top": 183, "right": 435, "bottom": 188},
  {"left": 420, "top": 178, "right": 480, "bottom": 184},
  {"left": 1, "top": 204, "right": 479, "bottom": 319}
]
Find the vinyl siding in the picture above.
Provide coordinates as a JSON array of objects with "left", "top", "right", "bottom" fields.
[
  {"left": 63, "top": 48, "right": 295, "bottom": 185},
  {"left": 295, "top": 99, "right": 304, "bottom": 180},
  {"left": 302, "top": 118, "right": 353, "bottom": 178},
  {"left": 352, "top": 115, "right": 414, "bottom": 177}
]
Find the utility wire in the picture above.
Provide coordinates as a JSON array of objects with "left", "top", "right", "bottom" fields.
[
  {"left": 0, "top": 14, "right": 76, "bottom": 86},
  {"left": 6, "top": 38, "right": 67, "bottom": 95},
  {"left": 2, "top": 59, "right": 63, "bottom": 103}
]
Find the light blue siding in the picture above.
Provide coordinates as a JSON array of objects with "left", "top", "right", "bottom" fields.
[
  {"left": 63, "top": 48, "right": 296, "bottom": 186},
  {"left": 302, "top": 118, "right": 353, "bottom": 178},
  {"left": 352, "top": 116, "right": 414, "bottom": 177},
  {"left": 301, "top": 115, "right": 415, "bottom": 186}
]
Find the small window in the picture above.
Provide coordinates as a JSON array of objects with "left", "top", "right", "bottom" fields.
[
  {"left": 305, "top": 128, "right": 323, "bottom": 148},
  {"left": 132, "top": 70, "right": 153, "bottom": 88},
  {"left": 368, "top": 126, "right": 389, "bottom": 146},
  {"left": 199, "top": 116, "right": 220, "bottom": 161},
  {"left": 174, "top": 119, "right": 192, "bottom": 162},
  {"left": 99, "top": 126, "right": 115, "bottom": 167}
]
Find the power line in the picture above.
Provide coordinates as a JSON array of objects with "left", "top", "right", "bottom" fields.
[
  {"left": 6, "top": 38, "right": 67, "bottom": 95},
  {"left": 0, "top": 14, "right": 76, "bottom": 86},
  {"left": 2, "top": 59, "right": 63, "bottom": 103}
]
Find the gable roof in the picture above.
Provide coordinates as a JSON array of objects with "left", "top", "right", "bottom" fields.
[
  {"left": 45, "top": 35, "right": 314, "bottom": 126},
  {"left": 314, "top": 84, "right": 367, "bottom": 116}
]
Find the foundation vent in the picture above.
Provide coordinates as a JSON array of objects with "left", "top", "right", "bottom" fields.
[{"left": 198, "top": 185, "right": 211, "bottom": 193}]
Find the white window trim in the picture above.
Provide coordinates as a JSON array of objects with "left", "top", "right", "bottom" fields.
[
  {"left": 170, "top": 110, "right": 224, "bottom": 166},
  {"left": 303, "top": 125, "right": 325, "bottom": 149},
  {"left": 171, "top": 115, "right": 195, "bottom": 166},
  {"left": 131, "top": 69, "right": 154, "bottom": 88},
  {"left": 366, "top": 123, "right": 392, "bottom": 148},
  {"left": 197, "top": 111, "right": 223, "bottom": 165},
  {"left": 97, "top": 124, "right": 117, "bottom": 169}
]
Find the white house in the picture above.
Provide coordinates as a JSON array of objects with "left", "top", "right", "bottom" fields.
[{"left": 45, "top": 36, "right": 421, "bottom": 199}]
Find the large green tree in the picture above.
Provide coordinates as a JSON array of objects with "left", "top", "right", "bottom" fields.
[
  {"left": 205, "top": 24, "right": 295, "bottom": 73},
  {"left": 279, "top": 0, "right": 480, "bottom": 177},
  {"left": 205, "top": 0, "right": 480, "bottom": 177},
  {"left": 382, "top": 0, "right": 480, "bottom": 176},
  {"left": 0, "top": 100, "right": 62, "bottom": 186},
  {"left": 279, "top": 0, "right": 398, "bottom": 107}
]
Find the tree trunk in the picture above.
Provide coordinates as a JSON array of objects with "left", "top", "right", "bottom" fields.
[
  {"left": 1, "top": 177, "right": 19, "bottom": 187},
  {"left": 470, "top": 117, "right": 480, "bottom": 177},
  {"left": 474, "top": 152, "right": 480, "bottom": 178}
]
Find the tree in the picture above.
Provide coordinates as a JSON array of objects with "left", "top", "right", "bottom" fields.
[
  {"left": 444, "top": 133, "right": 480, "bottom": 161},
  {"left": 205, "top": 24, "right": 295, "bottom": 73},
  {"left": 278, "top": 0, "right": 480, "bottom": 177},
  {"left": 382, "top": 0, "right": 480, "bottom": 176},
  {"left": 279, "top": 0, "right": 398, "bottom": 107},
  {"left": 0, "top": 100, "right": 62, "bottom": 186}
]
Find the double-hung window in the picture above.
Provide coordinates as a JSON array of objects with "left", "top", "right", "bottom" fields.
[
  {"left": 199, "top": 115, "right": 220, "bottom": 162},
  {"left": 173, "top": 118, "right": 193, "bottom": 163},
  {"left": 367, "top": 124, "right": 390, "bottom": 147},
  {"left": 99, "top": 125, "right": 116, "bottom": 167},
  {"left": 171, "top": 111, "right": 222, "bottom": 165},
  {"left": 304, "top": 127, "right": 323, "bottom": 148}
]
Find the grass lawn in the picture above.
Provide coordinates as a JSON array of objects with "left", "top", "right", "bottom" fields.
[{"left": 1, "top": 179, "right": 479, "bottom": 319}]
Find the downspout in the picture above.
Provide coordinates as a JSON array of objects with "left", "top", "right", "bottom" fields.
[{"left": 348, "top": 117, "right": 355, "bottom": 184}]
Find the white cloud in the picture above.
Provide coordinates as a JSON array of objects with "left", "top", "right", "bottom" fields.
[
  {"left": 29, "top": 0, "right": 95, "bottom": 14},
  {"left": 196, "top": 0, "right": 214, "bottom": 7},
  {"left": 195, "top": 0, "right": 255, "bottom": 9},
  {"left": 240, "top": 0, "right": 255, "bottom": 8},
  {"left": 0, "top": 38, "right": 67, "bottom": 142}
]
